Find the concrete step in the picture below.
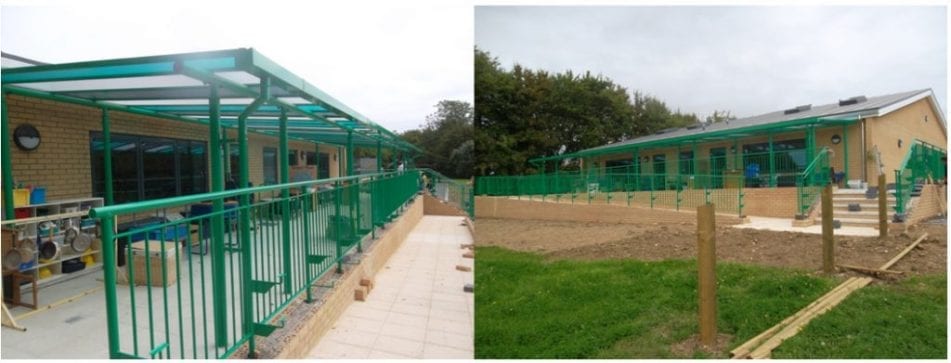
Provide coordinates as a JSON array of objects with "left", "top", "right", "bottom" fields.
[
  {"left": 832, "top": 195, "right": 895, "bottom": 203},
  {"left": 823, "top": 210, "right": 882, "bottom": 217},
  {"left": 833, "top": 203, "right": 895, "bottom": 209},
  {"left": 815, "top": 217, "right": 892, "bottom": 227}
]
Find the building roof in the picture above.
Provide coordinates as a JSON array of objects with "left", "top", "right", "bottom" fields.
[
  {"left": 574, "top": 89, "right": 944, "bottom": 158},
  {"left": 1, "top": 49, "right": 420, "bottom": 152}
]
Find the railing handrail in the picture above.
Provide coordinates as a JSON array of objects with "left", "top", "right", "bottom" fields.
[
  {"left": 799, "top": 147, "right": 830, "bottom": 178},
  {"left": 90, "top": 170, "right": 406, "bottom": 219}
]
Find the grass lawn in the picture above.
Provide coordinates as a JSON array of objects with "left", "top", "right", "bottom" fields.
[
  {"left": 773, "top": 274, "right": 947, "bottom": 359},
  {"left": 474, "top": 246, "right": 946, "bottom": 359}
]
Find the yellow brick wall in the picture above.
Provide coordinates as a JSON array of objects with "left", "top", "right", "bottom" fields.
[
  {"left": 475, "top": 196, "right": 744, "bottom": 225},
  {"left": 906, "top": 184, "right": 947, "bottom": 225},
  {"left": 741, "top": 187, "right": 800, "bottom": 218},
  {"left": 6, "top": 94, "right": 348, "bottom": 202},
  {"left": 815, "top": 123, "right": 863, "bottom": 184},
  {"left": 864, "top": 98, "right": 947, "bottom": 186}
]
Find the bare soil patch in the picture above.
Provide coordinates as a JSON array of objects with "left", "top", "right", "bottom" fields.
[
  {"left": 669, "top": 334, "right": 734, "bottom": 358},
  {"left": 474, "top": 218, "right": 946, "bottom": 276}
]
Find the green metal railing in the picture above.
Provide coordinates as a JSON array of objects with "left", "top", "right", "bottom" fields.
[
  {"left": 894, "top": 140, "right": 947, "bottom": 216},
  {"left": 89, "top": 170, "right": 420, "bottom": 359},
  {"left": 796, "top": 148, "right": 830, "bottom": 216},
  {"left": 475, "top": 172, "right": 745, "bottom": 216},
  {"left": 420, "top": 169, "right": 474, "bottom": 218}
]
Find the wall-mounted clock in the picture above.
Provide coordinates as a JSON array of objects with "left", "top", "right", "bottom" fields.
[{"left": 13, "top": 124, "right": 41, "bottom": 151}]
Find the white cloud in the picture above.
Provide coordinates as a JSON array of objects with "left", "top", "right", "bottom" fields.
[
  {"left": 1, "top": 2, "right": 474, "bottom": 133},
  {"left": 475, "top": 6, "right": 947, "bottom": 119}
]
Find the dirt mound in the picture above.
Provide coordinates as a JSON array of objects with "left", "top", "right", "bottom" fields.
[{"left": 475, "top": 218, "right": 946, "bottom": 276}]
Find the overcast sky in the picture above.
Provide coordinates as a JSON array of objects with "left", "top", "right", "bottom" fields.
[
  {"left": 476, "top": 6, "right": 947, "bottom": 120},
  {"left": 0, "top": 3, "right": 473, "bottom": 133}
]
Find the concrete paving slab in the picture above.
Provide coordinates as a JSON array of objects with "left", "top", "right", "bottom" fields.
[
  {"left": 733, "top": 216, "right": 880, "bottom": 237},
  {"left": 307, "top": 215, "right": 474, "bottom": 359}
]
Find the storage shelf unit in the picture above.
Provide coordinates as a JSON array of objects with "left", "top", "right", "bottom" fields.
[{"left": 9, "top": 197, "right": 104, "bottom": 287}]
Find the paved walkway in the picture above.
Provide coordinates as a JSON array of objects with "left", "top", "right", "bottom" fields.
[
  {"left": 307, "top": 215, "right": 474, "bottom": 359},
  {"left": 733, "top": 216, "right": 879, "bottom": 237}
]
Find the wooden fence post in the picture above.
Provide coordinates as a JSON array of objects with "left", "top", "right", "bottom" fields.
[
  {"left": 822, "top": 183, "right": 835, "bottom": 273},
  {"left": 697, "top": 203, "right": 717, "bottom": 347},
  {"left": 878, "top": 174, "right": 888, "bottom": 238}
]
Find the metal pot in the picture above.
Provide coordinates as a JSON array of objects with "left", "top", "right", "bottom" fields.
[
  {"left": 39, "top": 240, "right": 60, "bottom": 260},
  {"left": 71, "top": 232, "right": 93, "bottom": 253},
  {"left": 64, "top": 225, "right": 79, "bottom": 246},
  {"left": 2, "top": 249, "right": 21, "bottom": 271},
  {"left": 15, "top": 237, "right": 36, "bottom": 262}
]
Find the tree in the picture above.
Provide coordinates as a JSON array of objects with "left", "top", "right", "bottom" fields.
[
  {"left": 705, "top": 110, "right": 736, "bottom": 124},
  {"left": 475, "top": 48, "right": 708, "bottom": 176},
  {"left": 399, "top": 100, "right": 474, "bottom": 178}
]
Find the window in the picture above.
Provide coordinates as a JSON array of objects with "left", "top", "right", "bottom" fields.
[
  {"left": 318, "top": 153, "right": 330, "bottom": 179},
  {"left": 605, "top": 159, "right": 632, "bottom": 174},
  {"left": 90, "top": 132, "right": 207, "bottom": 204},
  {"left": 652, "top": 154, "right": 666, "bottom": 189},
  {"left": 743, "top": 138, "right": 806, "bottom": 187},
  {"left": 305, "top": 151, "right": 317, "bottom": 166},
  {"left": 263, "top": 147, "right": 278, "bottom": 185},
  {"left": 228, "top": 145, "right": 239, "bottom": 184},
  {"left": 288, "top": 149, "right": 298, "bottom": 166},
  {"left": 679, "top": 150, "right": 694, "bottom": 175}
]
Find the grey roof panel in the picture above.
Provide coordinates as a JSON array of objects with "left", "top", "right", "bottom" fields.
[{"left": 582, "top": 89, "right": 929, "bottom": 154}]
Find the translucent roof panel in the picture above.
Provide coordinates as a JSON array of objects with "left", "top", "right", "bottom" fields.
[
  {"left": 1, "top": 48, "right": 421, "bottom": 153},
  {"left": 10, "top": 74, "right": 204, "bottom": 92}
]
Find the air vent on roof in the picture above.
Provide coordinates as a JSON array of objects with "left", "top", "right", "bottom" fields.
[
  {"left": 783, "top": 104, "right": 812, "bottom": 115},
  {"left": 654, "top": 127, "right": 679, "bottom": 135},
  {"left": 838, "top": 96, "right": 867, "bottom": 106}
]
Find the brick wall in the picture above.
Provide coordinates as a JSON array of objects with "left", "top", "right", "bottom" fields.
[
  {"left": 905, "top": 184, "right": 947, "bottom": 225},
  {"left": 423, "top": 194, "right": 468, "bottom": 216},
  {"left": 741, "top": 187, "right": 800, "bottom": 218},
  {"left": 864, "top": 98, "right": 947, "bottom": 187},
  {"left": 5, "top": 94, "right": 345, "bottom": 203},
  {"left": 275, "top": 196, "right": 423, "bottom": 358},
  {"left": 475, "top": 196, "right": 744, "bottom": 225}
]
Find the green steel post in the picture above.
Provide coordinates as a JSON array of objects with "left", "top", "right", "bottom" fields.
[
  {"left": 676, "top": 144, "right": 681, "bottom": 182},
  {"left": 894, "top": 170, "right": 903, "bottom": 214},
  {"left": 806, "top": 126, "right": 816, "bottom": 163},
  {"left": 279, "top": 107, "right": 292, "bottom": 292},
  {"left": 101, "top": 109, "right": 114, "bottom": 206},
  {"left": 376, "top": 140, "right": 382, "bottom": 173},
  {"left": 733, "top": 138, "right": 739, "bottom": 171},
  {"left": 302, "top": 186, "right": 314, "bottom": 303},
  {"left": 208, "top": 85, "right": 228, "bottom": 348},
  {"left": 346, "top": 131, "right": 359, "bottom": 253},
  {"left": 634, "top": 149, "right": 640, "bottom": 191},
  {"left": 100, "top": 216, "right": 121, "bottom": 358},
  {"left": 237, "top": 76, "right": 265, "bottom": 358},
  {"left": 334, "top": 180, "right": 343, "bottom": 273},
  {"left": 768, "top": 133, "right": 775, "bottom": 187},
  {"left": 315, "top": 143, "right": 321, "bottom": 178},
  {"left": 1, "top": 93, "right": 13, "bottom": 219},
  {"left": 223, "top": 138, "right": 231, "bottom": 181},
  {"left": 842, "top": 124, "right": 849, "bottom": 184},
  {"left": 692, "top": 142, "right": 699, "bottom": 189}
]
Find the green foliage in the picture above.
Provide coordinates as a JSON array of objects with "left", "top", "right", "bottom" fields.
[
  {"left": 773, "top": 275, "right": 947, "bottom": 359},
  {"left": 474, "top": 246, "right": 836, "bottom": 358},
  {"left": 400, "top": 100, "right": 473, "bottom": 178},
  {"left": 705, "top": 110, "right": 737, "bottom": 124},
  {"left": 475, "top": 48, "right": 700, "bottom": 176}
]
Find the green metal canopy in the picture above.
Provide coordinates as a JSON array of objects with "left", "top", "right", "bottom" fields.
[{"left": 1, "top": 48, "right": 420, "bottom": 152}]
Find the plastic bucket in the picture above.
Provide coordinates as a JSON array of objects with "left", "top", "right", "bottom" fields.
[{"left": 30, "top": 187, "right": 46, "bottom": 205}]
